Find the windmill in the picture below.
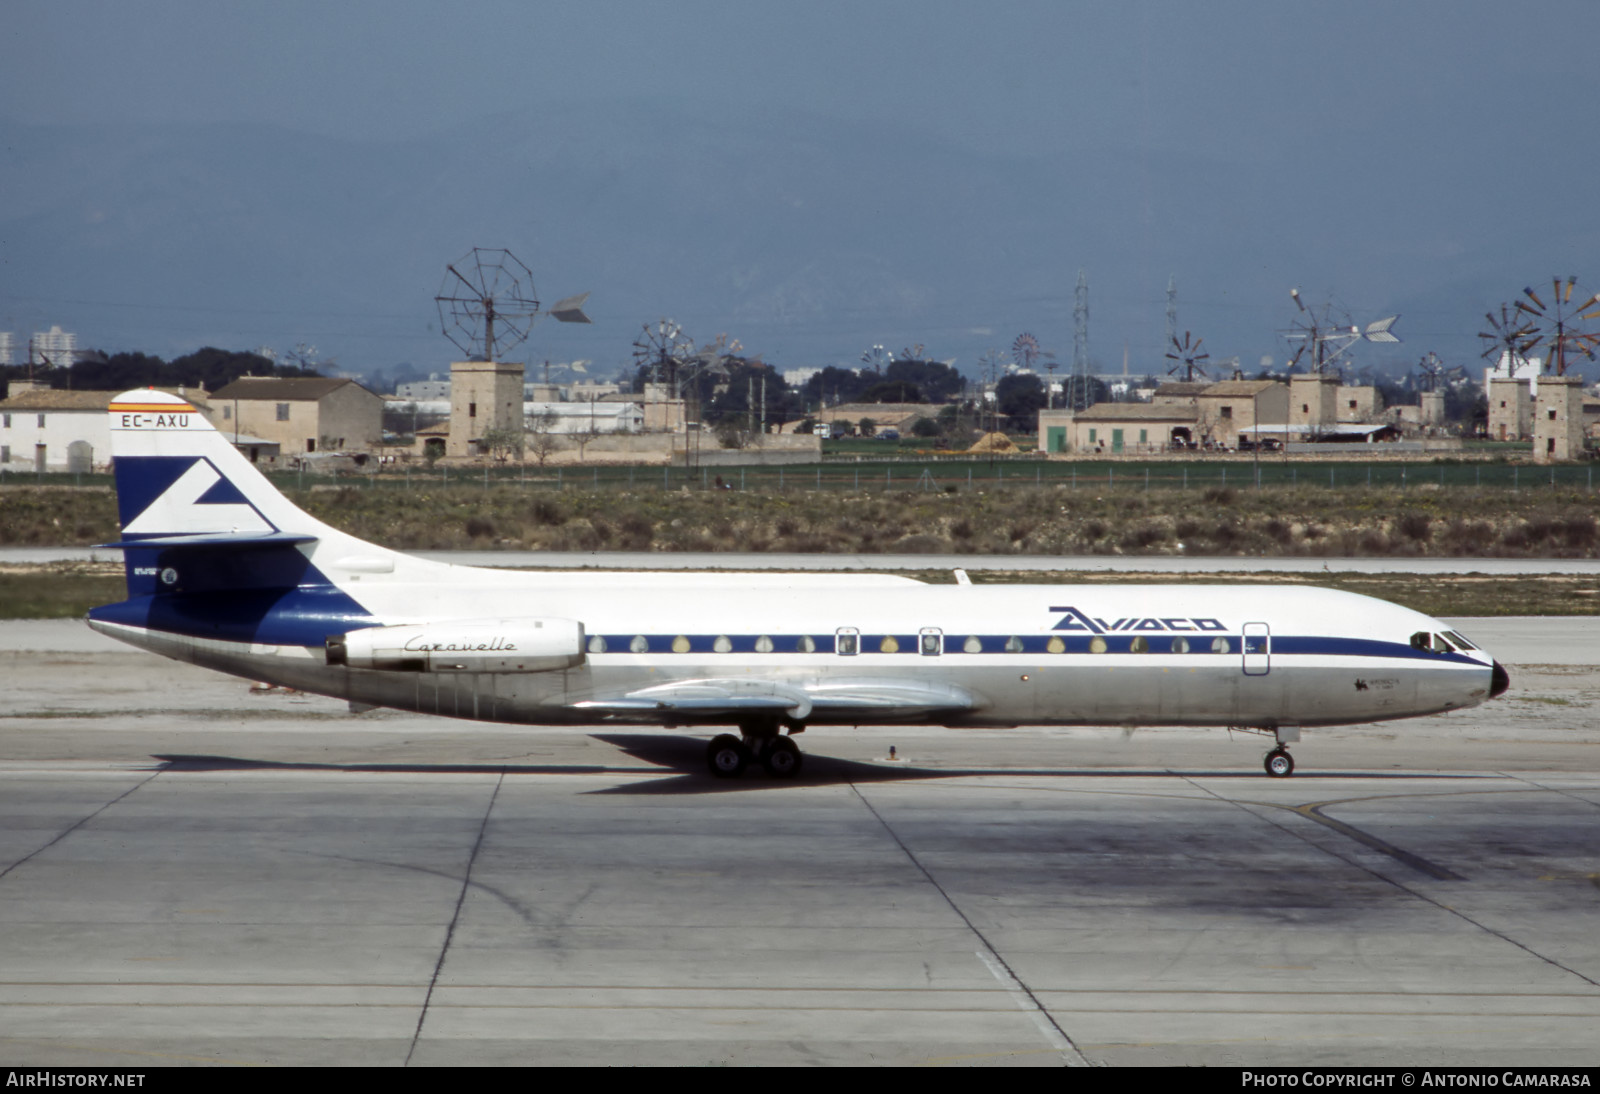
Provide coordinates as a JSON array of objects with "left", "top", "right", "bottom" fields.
[
  {"left": 1011, "top": 332, "right": 1048, "bottom": 370},
  {"left": 435, "top": 248, "right": 590, "bottom": 362},
  {"left": 632, "top": 318, "right": 696, "bottom": 388},
  {"left": 1164, "top": 331, "right": 1211, "bottom": 383},
  {"left": 1012, "top": 332, "right": 1058, "bottom": 407},
  {"left": 1478, "top": 301, "right": 1539, "bottom": 372},
  {"left": 1281, "top": 288, "right": 1400, "bottom": 377},
  {"left": 860, "top": 344, "right": 892, "bottom": 375},
  {"left": 1511, "top": 277, "right": 1600, "bottom": 376},
  {"left": 1414, "top": 351, "right": 1465, "bottom": 392}
]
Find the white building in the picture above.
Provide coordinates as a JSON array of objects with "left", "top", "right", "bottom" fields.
[
  {"left": 0, "top": 385, "right": 213, "bottom": 473},
  {"left": 0, "top": 333, "right": 14, "bottom": 366},
  {"left": 1483, "top": 351, "right": 1542, "bottom": 392},
  {"left": 398, "top": 397, "right": 644, "bottom": 435},
  {"left": 526, "top": 401, "right": 643, "bottom": 434}
]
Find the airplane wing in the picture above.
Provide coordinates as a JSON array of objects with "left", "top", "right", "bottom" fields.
[{"left": 571, "top": 677, "right": 977, "bottom": 722}]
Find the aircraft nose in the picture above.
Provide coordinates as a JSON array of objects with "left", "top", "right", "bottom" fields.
[{"left": 1490, "top": 660, "right": 1510, "bottom": 699}]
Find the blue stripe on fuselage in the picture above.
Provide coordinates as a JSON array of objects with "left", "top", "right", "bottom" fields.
[
  {"left": 583, "top": 632, "right": 1480, "bottom": 664},
  {"left": 90, "top": 583, "right": 376, "bottom": 647}
]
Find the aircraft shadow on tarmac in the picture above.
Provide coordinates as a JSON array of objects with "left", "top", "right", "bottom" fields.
[{"left": 150, "top": 734, "right": 1492, "bottom": 796}]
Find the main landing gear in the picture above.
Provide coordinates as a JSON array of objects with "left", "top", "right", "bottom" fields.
[
  {"left": 706, "top": 722, "right": 805, "bottom": 779},
  {"left": 1263, "top": 747, "right": 1294, "bottom": 778}
]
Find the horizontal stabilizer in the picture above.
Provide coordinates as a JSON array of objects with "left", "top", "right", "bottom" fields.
[{"left": 96, "top": 532, "right": 319, "bottom": 550}]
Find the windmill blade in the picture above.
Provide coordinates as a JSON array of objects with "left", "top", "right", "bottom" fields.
[
  {"left": 1364, "top": 316, "right": 1401, "bottom": 343},
  {"left": 1524, "top": 286, "right": 1546, "bottom": 310},
  {"left": 548, "top": 292, "right": 592, "bottom": 324}
]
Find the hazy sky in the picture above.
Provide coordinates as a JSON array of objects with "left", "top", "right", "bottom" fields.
[
  {"left": 12, "top": 1, "right": 1585, "bottom": 155},
  {"left": 4, "top": 1, "right": 1598, "bottom": 377}
]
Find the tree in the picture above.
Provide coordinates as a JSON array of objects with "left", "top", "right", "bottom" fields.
[
  {"left": 858, "top": 417, "right": 877, "bottom": 437},
  {"left": 995, "top": 373, "right": 1047, "bottom": 432},
  {"left": 884, "top": 358, "right": 963, "bottom": 402},
  {"left": 42, "top": 346, "right": 293, "bottom": 393},
  {"left": 479, "top": 427, "right": 525, "bottom": 462},
  {"left": 803, "top": 365, "right": 874, "bottom": 409},
  {"left": 861, "top": 379, "right": 922, "bottom": 403},
  {"left": 525, "top": 409, "right": 561, "bottom": 466}
]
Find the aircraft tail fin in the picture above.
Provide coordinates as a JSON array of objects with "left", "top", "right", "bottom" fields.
[{"left": 96, "top": 389, "right": 372, "bottom": 605}]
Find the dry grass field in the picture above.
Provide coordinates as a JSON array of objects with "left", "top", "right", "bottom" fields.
[{"left": 3, "top": 479, "right": 1599, "bottom": 618}]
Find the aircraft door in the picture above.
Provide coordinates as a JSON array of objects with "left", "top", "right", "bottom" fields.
[
  {"left": 1242, "top": 622, "right": 1270, "bottom": 676},
  {"left": 919, "top": 628, "right": 942, "bottom": 656}
]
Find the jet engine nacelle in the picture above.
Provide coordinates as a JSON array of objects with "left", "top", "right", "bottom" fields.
[{"left": 327, "top": 619, "right": 585, "bottom": 673}]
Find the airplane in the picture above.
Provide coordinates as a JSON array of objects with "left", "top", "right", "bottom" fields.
[{"left": 88, "top": 388, "right": 1509, "bottom": 780}]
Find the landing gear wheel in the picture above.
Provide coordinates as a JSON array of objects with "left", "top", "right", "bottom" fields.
[
  {"left": 761, "top": 735, "right": 803, "bottom": 779},
  {"left": 707, "top": 734, "right": 749, "bottom": 778},
  {"left": 1264, "top": 748, "right": 1294, "bottom": 778}
]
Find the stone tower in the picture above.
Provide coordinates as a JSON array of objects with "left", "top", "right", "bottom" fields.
[
  {"left": 1488, "top": 377, "right": 1531, "bottom": 442},
  {"left": 1533, "top": 375, "right": 1584, "bottom": 461},
  {"left": 448, "top": 359, "right": 525, "bottom": 458}
]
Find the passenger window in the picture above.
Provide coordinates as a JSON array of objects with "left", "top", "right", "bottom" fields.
[
  {"left": 1130, "top": 636, "right": 1149, "bottom": 653},
  {"left": 672, "top": 635, "right": 691, "bottom": 653},
  {"left": 1171, "top": 637, "right": 1190, "bottom": 654},
  {"left": 755, "top": 635, "right": 774, "bottom": 653},
  {"left": 879, "top": 636, "right": 900, "bottom": 653},
  {"left": 1089, "top": 637, "right": 1108, "bottom": 654},
  {"left": 920, "top": 633, "right": 940, "bottom": 656},
  {"left": 1004, "top": 636, "right": 1024, "bottom": 653},
  {"left": 796, "top": 635, "right": 816, "bottom": 653},
  {"left": 588, "top": 635, "right": 607, "bottom": 654},
  {"left": 630, "top": 635, "right": 648, "bottom": 653},
  {"left": 1046, "top": 636, "right": 1065, "bottom": 654},
  {"left": 713, "top": 635, "right": 732, "bottom": 653},
  {"left": 1210, "top": 637, "right": 1230, "bottom": 653},
  {"left": 963, "top": 636, "right": 983, "bottom": 653},
  {"left": 836, "top": 631, "right": 857, "bottom": 656}
]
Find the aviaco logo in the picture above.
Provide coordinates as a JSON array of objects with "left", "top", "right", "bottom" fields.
[
  {"left": 1049, "top": 605, "right": 1227, "bottom": 634},
  {"left": 122, "top": 457, "right": 275, "bottom": 536}
]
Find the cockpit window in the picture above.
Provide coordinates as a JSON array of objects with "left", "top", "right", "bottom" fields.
[
  {"left": 1412, "top": 631, "right": 1453, "bottom": 654},
  {"left": 1444, "top": 630, "right": 1477, "bottom": 650}
]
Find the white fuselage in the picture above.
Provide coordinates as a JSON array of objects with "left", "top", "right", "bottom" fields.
[{"left": 91, "top": 561, "right": 1498, "bottom": 730}]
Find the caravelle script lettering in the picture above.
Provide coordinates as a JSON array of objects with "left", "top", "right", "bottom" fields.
[{"left": 402, "top": 635, "right": 518, "bottom": 653}]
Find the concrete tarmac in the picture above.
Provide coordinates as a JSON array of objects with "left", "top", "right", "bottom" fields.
[{"left": 2, "top": 620, "right": 1598, "bottom": 1066}]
